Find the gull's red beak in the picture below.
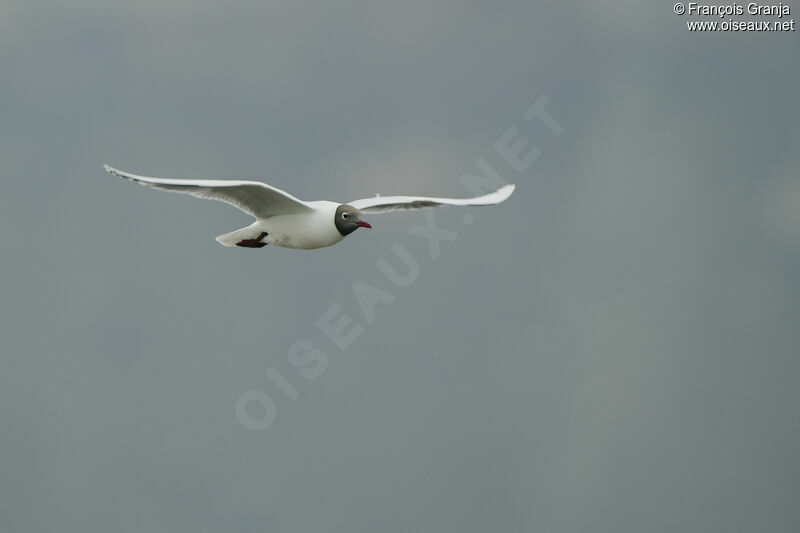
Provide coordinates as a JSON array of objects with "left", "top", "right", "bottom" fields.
[{"left": 356, "top": 220, "right": 372, "bottom": 229}]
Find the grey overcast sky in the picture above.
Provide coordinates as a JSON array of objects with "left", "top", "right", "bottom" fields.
[{"left": 1, "top": 1, "right": 799, "bottom": 532}]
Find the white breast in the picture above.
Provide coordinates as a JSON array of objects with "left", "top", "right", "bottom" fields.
[{"left": 260, "top": 201, "right": 344, "bottom": 249}]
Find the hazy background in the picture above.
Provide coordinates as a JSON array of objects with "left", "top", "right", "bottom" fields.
[{"left": 1, "top": 2, "right": 798, "bottom": 532}]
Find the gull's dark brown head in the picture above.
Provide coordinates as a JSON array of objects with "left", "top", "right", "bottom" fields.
[{"left": 334, "top": 204, "right": 372, "bottom": 236}]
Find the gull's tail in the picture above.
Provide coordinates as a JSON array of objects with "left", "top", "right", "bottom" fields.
[{"left": 215, "top": 222, "right": 265, "bottom": 247}]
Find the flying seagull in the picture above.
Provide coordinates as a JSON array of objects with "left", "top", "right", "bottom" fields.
[{"left": 104, "top": 165, "right": 515, "bottom": 250}]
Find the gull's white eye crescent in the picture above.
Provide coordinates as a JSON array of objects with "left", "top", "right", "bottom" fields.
[{"left": 342, "top": 212, "right": 349, "bottom": 220}]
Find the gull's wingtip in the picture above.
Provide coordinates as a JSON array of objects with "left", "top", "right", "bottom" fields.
[
  {"left": 499, "top": 183, "right": 515, "bottom": 201},
  {"left": 103, "top": 164, "right": 128, "bottom": 180}
]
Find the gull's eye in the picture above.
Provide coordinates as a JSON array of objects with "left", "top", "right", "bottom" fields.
[{"left": 342, "top": 213, "right": 349, "bottom": 220}]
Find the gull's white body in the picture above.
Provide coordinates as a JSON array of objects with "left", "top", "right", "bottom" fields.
[
  {"left": 104, "top": 164, "right": 515, "bottom": 250},
  {"left": 216, "top": 201, "right": 344, "bottom": 249}
]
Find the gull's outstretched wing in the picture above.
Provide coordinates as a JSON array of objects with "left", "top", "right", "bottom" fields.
[
  {"left": 349, "top": 184, "right": 515, "bottom": 214},
  {"left": 104, "top": 165, "right": 312, "bottom": 219}
]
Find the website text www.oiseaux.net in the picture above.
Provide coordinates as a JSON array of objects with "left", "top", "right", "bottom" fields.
[{"left": 687, "top": 18, "right": 795, "bottom": 30}]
